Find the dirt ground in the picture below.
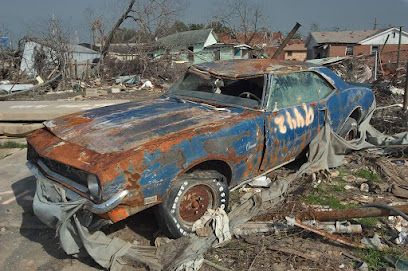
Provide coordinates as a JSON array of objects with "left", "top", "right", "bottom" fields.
[{"left": 0, "top": 86, "right": 407, "bottom": 271}]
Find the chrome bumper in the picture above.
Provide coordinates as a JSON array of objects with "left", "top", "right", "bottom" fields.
[{"left": 27, "top": 161, "right": 129, "bottom": 214}]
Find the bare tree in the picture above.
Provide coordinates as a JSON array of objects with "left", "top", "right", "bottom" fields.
[
  {"left": 100, "top": 0, "right": 183, "bottom": 58},
  {"left": 214, "top": 0, "right": 265, "bottom": 45}
]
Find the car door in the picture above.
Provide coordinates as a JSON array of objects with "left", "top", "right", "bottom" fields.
[{"left": 260, "top": 71, "right": 327, "bottom": 171}]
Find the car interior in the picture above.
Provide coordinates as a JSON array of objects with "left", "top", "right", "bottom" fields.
[{"left": 214, "top": 76, "right": 264, "bottom": 104}]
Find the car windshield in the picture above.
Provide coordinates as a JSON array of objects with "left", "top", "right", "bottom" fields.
[{"left": 167, "top": 71, "right": 264, "bottom": 108}]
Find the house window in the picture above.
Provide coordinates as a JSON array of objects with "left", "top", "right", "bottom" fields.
[
  {"left": 346, "top": 46, "right": 354, "bottom": 56},
  {"left": 287, "top": 51, "right": 293, "bottom": 57},
  {"left": 234, "top": 48, "right": 240, "bottom": 57},
  {"left": 371, "top": 45, "right": 379, "bottom": 55}
]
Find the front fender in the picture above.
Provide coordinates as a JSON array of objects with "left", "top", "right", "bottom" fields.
[{"left": 138, "top": 113, "right": 265, "bottom": 199}]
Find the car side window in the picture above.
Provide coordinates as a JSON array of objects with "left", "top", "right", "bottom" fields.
[
  {"left": 267, "top": 72, "right": 321, "bottom": 111},
  {"left": 310, "top": 72, "right": 335, "bottom": 99}
]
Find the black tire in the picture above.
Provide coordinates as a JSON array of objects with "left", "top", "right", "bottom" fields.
[
  {"left": 338, "top": 117, "right": 359, "bottom": 141},
  {"left": 155, "top": 170, "right": 229, "bottom": 238}
]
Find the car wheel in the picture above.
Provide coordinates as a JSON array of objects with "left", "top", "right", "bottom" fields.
[
  {"left": 339, "top": 117, "right": 359, "bottom": 141},
  {"left": 155, "top": 170, "right": 229, "bottom": 238}
]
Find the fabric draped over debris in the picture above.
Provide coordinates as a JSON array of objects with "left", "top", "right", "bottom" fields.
[
  {"left": 31, "top": 102, "right": 408, "bottom": 271},
  {"left": 31, "top": 164, "right": 131, "bottom": 271}
]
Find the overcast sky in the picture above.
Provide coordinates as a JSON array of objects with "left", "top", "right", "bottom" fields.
[{"left": 1, "top": 0, "right": 407, "bottom": 44}]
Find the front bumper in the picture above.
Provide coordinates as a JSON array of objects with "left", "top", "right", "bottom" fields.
[{"left": 27, "top": 161, "right": 129, "bottom": 214}]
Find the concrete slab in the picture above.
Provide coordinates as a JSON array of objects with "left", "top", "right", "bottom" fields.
[
  {"left": 0, "top": 122, "right": 44, "bottom": 136},
  {"left": 0, "top": 148, "right": 157, "bottom": 270},
  {"left": 0, "top": 100, "right": 129, "bottom": 121}
]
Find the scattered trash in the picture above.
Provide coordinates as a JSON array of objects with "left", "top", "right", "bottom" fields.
[
  {"left": 140, "top": 80, "right": 154, "bottom": 90},
  {"left": 344, "top": 184, "right": 357, "bottom": 190},
  {"left": 248, "top": 175, "right": 271, "bottom": 188},
  {"left": 360, "top": 183, "right": 370, "bottom": 193},
  {"left": 111, "top": 87, "right": 122, "bottom": 94},
  {"left": 361, "top": 233, "right": 388, "bottom": 250},
  {"left": 390, "top": 86, "right": 404, "bottom": 95},
  {"left": 302, "top": 220, "right": 362, "bottom": 234},
  {"left": 395, "top": 231, "right": 408, "bottom": 245},
  {"left": 356, "top": 262, "right": 369, "bottom": 271},
  {"left": 192, "top": 208, "right": 232, "bottom": 245},
  {"left": 0, "top": 83, "right": 34, "bottom": 94},
  {"left": 115, "top": 74, "right": 141, "bottom": 85}
]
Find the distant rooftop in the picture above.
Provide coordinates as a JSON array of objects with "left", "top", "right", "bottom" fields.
[
  {"left": 310, "top": 29, "right": 382, "bottom": 44},
  {"left": 284, "top": 43, "right": 307, "bottom": 51},
  {"left": 157, "top": 28, "right": 215, "bottom": 48}
]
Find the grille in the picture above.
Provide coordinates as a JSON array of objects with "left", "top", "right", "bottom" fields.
[{"left": 28, "top": 143, "right": 88, "bottom": 186}]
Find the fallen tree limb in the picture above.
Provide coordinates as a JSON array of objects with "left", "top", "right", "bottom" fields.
[{"left": 0, "top": 73, "right": 62, "bottom": 100}]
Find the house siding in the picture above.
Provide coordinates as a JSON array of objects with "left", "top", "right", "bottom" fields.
[
  {"left": 328, "top": 45, "right": 347, "bottom": 57},
  {"left": 285, "top": 51, "right": 307, "bottom": 61}
]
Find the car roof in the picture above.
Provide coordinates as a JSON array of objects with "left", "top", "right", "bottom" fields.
[{"left": 191, "top": 59, "right": 317, "bottom": 79}]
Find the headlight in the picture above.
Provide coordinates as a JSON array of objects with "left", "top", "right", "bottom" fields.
[{"left": 87, "top": 174, "right": 101, "bottom": 201}]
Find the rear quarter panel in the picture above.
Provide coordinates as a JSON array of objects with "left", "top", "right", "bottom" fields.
[{"left": 315, "top": 67, "right": 375, "bottom": 131}]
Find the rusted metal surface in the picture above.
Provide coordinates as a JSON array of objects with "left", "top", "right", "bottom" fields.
[
  {"left": 192, "top": 59, "right": 314, "bottom": 79},
  {"left": 179, "top": 185, "right": 213, "bottom": 223},
  {"left": 298, "top": 204, "right": 408, "bottom": 222},
  {"left": 26, "top": 59, "right": 376, "bottom": 223}
]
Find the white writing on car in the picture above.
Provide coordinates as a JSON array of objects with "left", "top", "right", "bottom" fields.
[{"left": 274, "top": 103, "right": 314, "bottom": 134}]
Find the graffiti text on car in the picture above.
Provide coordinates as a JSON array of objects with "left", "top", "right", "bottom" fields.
[{"left": 274, "top": 104, "right": 314, "bottom": 134}]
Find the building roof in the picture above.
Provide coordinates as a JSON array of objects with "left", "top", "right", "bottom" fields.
[
  {"left": 157, "top": 28, "right": 215, "bottom": 48},
  {"left": 191, "top": 59, "right": 314, "bottom": 79},
  {"left": 310, "top": 29, "right": 382, "bottom": 44},
  {"left": 68, "top": 44, "right": 100, "bottom": 54},
  {"left": 284, "top": 43, "right": 307, "bottom": 51},
  {"left": 218, "top": 31, "right": 284, "bottom": 47}
]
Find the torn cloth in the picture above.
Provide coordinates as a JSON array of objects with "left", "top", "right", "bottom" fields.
[
  {"left": 32, "top": 173, "right": 131, "bottom": 271},
  {"left": 302, "top": 103, "right": 408, "bottom": 174},
  {"left": 192, "top": 208, "right": 232, "bottom": 246}
]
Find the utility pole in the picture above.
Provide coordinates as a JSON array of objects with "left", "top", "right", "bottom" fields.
[
  {"left": 404, "top": 61, "right": 408, "bottom": 111},
  {"left": 272, "top": 22, "right": 301, "bottom": 59},
  {"left": 373, "top": 18, "right": 377, "bottom": 30},
  {"left": 397, "top": 26, "right": 403, "bottom": 69}
]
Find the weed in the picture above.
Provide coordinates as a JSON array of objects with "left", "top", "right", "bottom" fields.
[
  {"left": 355, "top": 217, "right": 379, "bottom": 228},
  {"left": 0, "top": 141, "right": 27, "bottom": 149},
  {"left": 357, "top": 247, "right": 407, "bottom": 270},
  {"left": 358, "top": 248, "right": 387, "bottom": 270},
  {"left": 355, "top": 169, "right": 380, "bottom": 182},
  {"left": 304, "top": 194, "right": 345, "bottom": 209}
]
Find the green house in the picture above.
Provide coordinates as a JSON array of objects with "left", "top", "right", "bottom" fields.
[{"left": 154, "top": 29, "right": 252, "bottom": 64}]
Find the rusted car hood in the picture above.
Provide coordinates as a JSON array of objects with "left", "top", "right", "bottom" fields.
[{"left": 44, "top": 98, "right": 240, "bottom": 154}]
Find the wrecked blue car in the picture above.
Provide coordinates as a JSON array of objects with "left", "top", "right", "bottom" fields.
[{"left": 27, "top": 59, "right": 375, "bottom": 237}]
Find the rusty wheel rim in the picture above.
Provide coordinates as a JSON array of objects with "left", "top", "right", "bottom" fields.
[{"left": 178, "top": 184, "right": 214, "bottom": 224}]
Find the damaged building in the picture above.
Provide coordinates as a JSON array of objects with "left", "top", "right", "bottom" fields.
[{"left": 306, "top": 27, "right": 408, "bottom": 65}]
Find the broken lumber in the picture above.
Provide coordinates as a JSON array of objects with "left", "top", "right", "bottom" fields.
[
  {"left": 297, "top": 204, "right": 408, "bottom": 222},
  {"left": 288, "top": 217, "right": 365, "bottom": 249}
]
